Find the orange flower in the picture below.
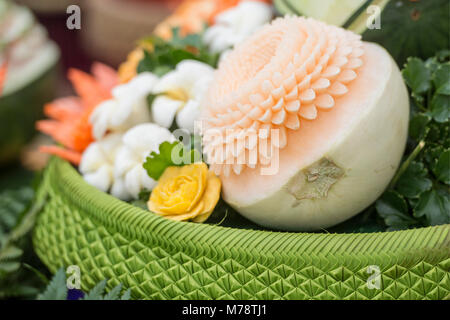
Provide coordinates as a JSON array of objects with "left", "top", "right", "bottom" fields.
[
  {"left": 37, "top": 63, "right": 118, "bottom": 165},
  {"left": 118, "top": 42, "right": 154, "bottom": 84},
  {"left": 0, "top": 61, "right": 7, "bottom": 96},
  {"left": 154, "top": 0, "right": 271, "bottom": 40}
]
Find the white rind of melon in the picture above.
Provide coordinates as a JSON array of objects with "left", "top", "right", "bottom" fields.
[
  {"left": 290, "top": 0, "right": 366, "bottom": 27},
  {"left": 222, "top": 43, "right": 409, "bottom": 231}
]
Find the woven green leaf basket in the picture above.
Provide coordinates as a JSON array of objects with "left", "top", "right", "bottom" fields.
[{"left": 32, "top": 158, "right": 450, "bottom": 300}]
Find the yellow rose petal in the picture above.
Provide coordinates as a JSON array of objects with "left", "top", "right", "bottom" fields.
[
  {"left": 178, "top": 163, "right": 208, "bottom": 212},
  {"left": 164, "top": 200, "right": 204, "bottom": 222},
  {"left": 191, "top": 210, "right": 213, "bottom": 223},
  {"left": 148, "top": 163, "right": 208, "bottom": 216},
  {"left": 191, "top": 171, "right": 222, "bottom": 223}
]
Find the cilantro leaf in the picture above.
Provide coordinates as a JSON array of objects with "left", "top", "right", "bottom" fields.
[
  {"left": 143, "top": 141, "right": 201, "bottom": 181},
  {"left": 137, "top": 28, "right": 219, "bottom": 77},
  {"left": 433, "top": 63, "right": 450, "bottom": 95},
  {"left": 375, "top": 191, "right": 418, "bottom": 230},
  {"left": 395, "top": 161, "right": 432, "bottom": 198},
  {"left": 170, "top": 27, "right": 204, "bottom": 48},
  {"left": 376, "top": 53, "right": 450, "bottom": 230},
  {"left": 433, "top": 149, "right": 450, "bottom": 185},
  {"left": 409, "top": 113, "right": 431, "bottom": 141},
  {"left": 402, "top": 57, "right": 431, "bottom": 103},
  {"left": 143, "top": 141, "right": 179, "bottom": 180},
  {"left": 413, "top": 190, "right": 450, "bottom": 226},
  {"left": 430, "top": 94, "right": 450, "bottom": 122}
]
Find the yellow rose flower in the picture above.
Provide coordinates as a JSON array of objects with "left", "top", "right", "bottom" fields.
[{"left": 148, "top": 163, "right": 221, "bottom": 223}]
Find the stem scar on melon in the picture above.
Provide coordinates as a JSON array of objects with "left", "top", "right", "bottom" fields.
[
  {"left": 286, "top": 158, "right": 345, "bottom": 206},
  {"left": 201, "top": 16, "right": 409, "bottom": 231}
]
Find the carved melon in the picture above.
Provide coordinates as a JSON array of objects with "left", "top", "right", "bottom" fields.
[
  {"left": 274, "top": 0, "right": 450, "bottom": 66},
  {"left": 201, "top": 16, "right": 409, "bottom": 231},
  {"left": 0, "top": 2, "right": 60, "bottom": 165}
]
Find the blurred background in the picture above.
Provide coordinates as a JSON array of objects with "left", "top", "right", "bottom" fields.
[
  {"left": 0, "top": 1, "right": 187, "bottom": 298},
  {"left": 16, "top": 0, "right": 181, "bottom": 69},
  {"left": 1, "top": 0, "right": 180, "bottom": 190}
]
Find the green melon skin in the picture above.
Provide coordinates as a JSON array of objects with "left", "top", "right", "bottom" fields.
[
  {"left": 362, "top": 0, "right": 449, "bottom": 67},
  {"left": 274, "top": 0, "right": 450, "bottom": 66},
  {"left": 0, "top": 63, "right": 59, "bottom": 165}
]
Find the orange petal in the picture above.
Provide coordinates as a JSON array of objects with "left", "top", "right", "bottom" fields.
[
  {"left": 36, "top": 120, "right": 76, "bottom": 149},
  {"left": 91, "top": 62, "right": 119, "bottom": 92},
  {"left": 71, "top": 120, "right": 94, "bottom": 152},
  {"left": 68, "top": 68, "right": 111, "bottom": 110},
  {"left": 43, "top": 97, "right": 83, "bottom": 121},
  {"left": 0, "top": 61, "right": 7, "bottom": 96},
  {"left": 39, "top": 145, "right": 82, "bottom": 165}
]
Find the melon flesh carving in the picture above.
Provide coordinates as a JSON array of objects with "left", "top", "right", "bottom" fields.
[{"left": 201, "top": 16, "right": 409, "bottom": 231}]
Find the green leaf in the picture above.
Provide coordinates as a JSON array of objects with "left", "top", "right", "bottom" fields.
[
  {"left": 83, "top": 279, "right": 107, "bottom": 300},
  {"left": 37, "top": 268, "right": 68, "bottom": 300},
  {"left": 0, "top": 245, "right": 23, "bottom": 261},
  {"left": 171, "top": 48, "right": 197, "bottom": 62},
  {"left": 436, "top": 50, "right": 450, "bottom": 62},
  {"left": 424, "top": 57, "right": 440, "bottom": 75},
  {"left": 81, "top": 280, "right": 130, "bottom": 300},
  {"left": 430, "top": 94, "right": 450, "bottom": 123},
  {"left": 0, "top": 184, "right": 48, "bottom": 299},
  {"left": 103, "top": 283, "right": 122, "bottom": 300},
  {"left": 375, "top": 190, "right": 417, "bottom": 230},
  {"left": 0, "top": 187, "right": 34, "bottom": 240},
  {"left": 0, "top": 186, "right": 41, "bottom": 290},
  {"left": 170, "top": 26, "right": 204, "bottom": 48},
  {"left": 0, "top": 244, "right": 23, "bottom": 273},
  {"left": 121, "top": 289, "right": 132, "bottom": 300},
  {"left": 23, "top": 263, "right": 49, "bottom": 285},
  {"left": 137, "top": 189, "right": 151, "bottom": 201},
  {"left": 0, "top": 261, "right": 21, "bottom": 273},
  {"left": 0, "top": 285, "right": 40, "bottom": 299},
  {"left": 130, "top": 187, "right": 151, "bottom": 210},
  {"left": 143, "top": 141, "right": 201, "bottom": 181},
  {"left": 409, "top": 113, "right": 431, "bottom": 141},
  {"left": 137, "top": 29, "right": 219, "bottom": 77},
  {"left": 402, "top": 57, "right": 431, "bottom": 100},
  {"left": 433, "top": 63, "right": 450, "bottom": 95},
  {"left": 374, "top": 52, "right": 450, "bottom": 231},
  {"left": 425, "top": 121, "right": 449, "bottom": 145},
  {"left": 137, "top": 50, "right": 156, "bottom": 74},
  {"left": 130, "top": 199, "right": 149, "bottom": 210},
  {"left": 143, "top": 141, "right": 179, "bottom": 181},
  {"left": 395, "top": 161, "right": 432, "bottom": 198},
  {"left": 35, "top": 269, "right": 130, "bottom": 300},
  {"left": 423, "top": 144, "right": 443, "bottom": 166},
  {"left": 433, "top": 149, "right": 450, "bottom": 185},
  {"left": 414, "top": 190, "right": 450, "bottom": 226}
]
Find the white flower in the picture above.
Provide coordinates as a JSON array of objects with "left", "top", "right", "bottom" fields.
[
  {"left": 203, "top": 0, "right": 273, "bottom": 54},
  {"left": 90, "top": 72, "right": 158, "bottom": 140},
  {"left": 113, "top": 123, "right": 176, "bottom": 200},
  {"left": 151, "top": 60, "right": 214, "bottom": 133},
  {"left": 79, "top": 133, "right": 128, "bottom": 199}
]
